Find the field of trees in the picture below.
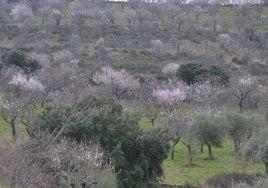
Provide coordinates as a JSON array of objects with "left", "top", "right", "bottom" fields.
[{"left": 0, "top": 0, "right": 268, "bottom": 187}]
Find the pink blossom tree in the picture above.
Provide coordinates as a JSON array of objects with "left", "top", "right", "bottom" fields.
[
  {"left": 93, "top": 66, "right": 140, "bottom": 100},
  {"left": 152, "top": 85, "right": 186, "bottom": 115}
]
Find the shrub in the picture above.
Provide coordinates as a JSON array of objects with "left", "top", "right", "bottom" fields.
[
  {"left": 1, "top": 50, "right": 41, "bottom": 74},
  {"left": 177, "top": 63, "right": 229, "bottom": 85},
  {"left": 205, "top": 173, "right": 256, "bottom": 188}
]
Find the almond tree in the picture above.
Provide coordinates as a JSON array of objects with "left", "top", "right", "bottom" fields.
[
  {"left": 167, "top": 111, "right": 197, "bottom": 163},
  {"left": 190, "top": 81, "right": 226, "bottom": 115},
  {"left": 10, "top": 2, "right": 33, "bottom": 26},
  {"left": 0, "top": 70, "right": 45, "bottom": 140},
  {"left": 230, "top": 74, "right": 257, "bottom": 113},
  {"left": 190, "top": 81, "right": 226, "bottom": 153},
  {"left": 161, "top": 63, "right": 180, "bottom": 78},
  {"left": 46, "top": 140, "right": 115, "bottom": 188},
  {"left": 92, "top": 66, "right": 140, "bottom": 100},
  {"left": 152, "top": 83, "right": 186, "bottom": 115},
  {"left": 0, "top": 140, "right": 55, "bottom": 188},
  {"left": 137, "top": 76, "right": 159, "bottom": 126},
  {"left": 151, "top": 39, "right": 165, "bottom": 59}
]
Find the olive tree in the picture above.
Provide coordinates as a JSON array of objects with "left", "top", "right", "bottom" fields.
[
  {"left": 242, "top": 127, "right": 268, "bottom": 174},
  {"left": 225, "top": 112, "right": 266, "bottom": 153},
  {"left": 197, "top": 114, "right": 226, "bottom": 160}
]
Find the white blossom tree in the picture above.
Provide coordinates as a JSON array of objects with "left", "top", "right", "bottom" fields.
[
  {"left": 190, "top": 81, "right": 226, "bottom": 115},
  {"left": 151, "top": 39, "right": 165, "bottom": 58},
  {"left": 47, "top": 140, "right": 114, "bottom": 187},
  {"left": 10, "top": 2, "right": 33, "bottom": 26},
  {"left": 161, "top": 63, "right": 180, "bottom": 78},
  {"left": 93, "top": 66, "right": 140, "bottom": 100},
  {"left": 230, "top": 74, "right": 258, "bottom": 113},
  {"left": 0, "top": 70, "right": 45, "bottom": 140}
]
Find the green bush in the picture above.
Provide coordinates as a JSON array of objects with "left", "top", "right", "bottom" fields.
[
  {"left": 33, "top": 96, "right": 170, "bottom": 188},
  {"left": 1, "top": 50, "right": 41, "bottom": 74},
  {"left": 177, "top": 63, "right": 229, "bottom": 85}
]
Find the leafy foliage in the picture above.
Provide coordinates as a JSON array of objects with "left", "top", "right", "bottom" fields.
[
  {"left": 177, "top": 63, "right": 229, "bottom": 86},
  {"left": 225, "top": 112, "right": 266, "bottom": 152},
  {"left": 197, "top": 115, "right": 226, "bottom": 159},
  {"left": 177, "top": 63, "right": 208, "bottom": 85},
  {"left": 33, "top": 95, "right": 170, "bottom": 188},
  {"left": 1, "top": 50, "right": 41, "bottom": 74}
]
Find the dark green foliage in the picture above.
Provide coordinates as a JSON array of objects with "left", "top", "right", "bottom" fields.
[
  {"left": 243, "top": 28, "right": 260, "bottom": 42},
  {"left": 32, "top": 103, "right": 71, "bottom": 138},
  {"left": 140, "top": 127, "right": 170, "bottom": 181},
  {"left": 209, "top": 65, "right": 230, "bottom": 86},
  {"left": 34, "top": 96, "right": 170, "bottom": 188},
  {"left": 1, "top": 50, "right": 41, "bottom": 74},
  {"left": 177, "top": 63, "right": 229, "bottom": 85},
  {"left": 232, "top": 56, "right": 243, "bottom": 64},
  {"left": 177, "top": 63, "right": 208, "bottom": 85}
]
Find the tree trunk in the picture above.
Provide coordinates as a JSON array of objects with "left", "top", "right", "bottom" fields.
[
  {"left": 239, "top": 100, "right": 243, "bottom": 113},
  {"left": 10, "top": 176, "right": 16, "bottom": 188},
  {"left": 56, "top": 18, "right": 61, "bottom": 26},
  {"left": 188, "top": 145, "right": 193, "bottom": 165},
  {"left": 200, "top": 143, "right": 204, "bottom": 153},
  {"left": 171, "top": 143, "right": 176, "bottom": 160},
  {"left": 234, "top": 140, "right": 239, "bottom": 153},
  {"left": 265, "top": 162, "right": 268, "bottom": 174},
  {"left": 208, "top": 144, "right": 213, "bottom": 160},
  {"left": 171, "top": 139, "right": 180, "bottom": 160},
  {"left": 11, "top": 120, "right": 17, "bottom": 141},
  {"left": 150, "top": 117, "right": 155, "bottom": 126},
  {"left": 181, "top": 140, "right": 194, "bottom": 165}
]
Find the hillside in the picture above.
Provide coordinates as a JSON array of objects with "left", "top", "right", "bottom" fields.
[{"left": 0, "top": 0, "right": 268, "bottom": 188}]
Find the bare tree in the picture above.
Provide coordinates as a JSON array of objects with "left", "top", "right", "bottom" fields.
[
  {"left": 0, "top": 140, "right": 55, "bottom": 188},
  {"left": 167, "top": 111, "right": 197, "bottom": 163},
  {"left": 230, "top": 74, "right": 258, "bottom": 113}
]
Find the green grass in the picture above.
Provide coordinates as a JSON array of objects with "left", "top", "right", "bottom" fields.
[
  {"left": 0, "top": 120, "right": 12, "bottom": 138},
  {"left": 160, "top": 141, "right": 265, "bottom": 186},
  {"left": 0, "top": 179, "right": 11, "bottom": 188}
]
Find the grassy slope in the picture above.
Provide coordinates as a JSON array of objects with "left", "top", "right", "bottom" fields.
[
  {"left": 138, "top": 113, "right": 265, "bottom": 186},
  {"left": 161, "top": 142, "right": 264, "bottom": 185}
]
